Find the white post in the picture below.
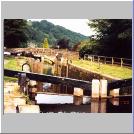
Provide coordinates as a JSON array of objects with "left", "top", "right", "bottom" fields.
[
  {"left": 100, "top": 79, "right": 107, "bottom": 98},
  {"left": 92, "top": 79, "right": 100, "bottom": 98},
  {"left": 110, "top": 88, "right": 120, "bottom": 97},
  {"left": 73, "top": 88, "right": 83, "bottom": 97},
  {"left": 41, "top": 56, "right": 44, "bottom": 62}
]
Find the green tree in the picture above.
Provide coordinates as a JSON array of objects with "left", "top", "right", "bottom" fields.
[
  {"left": 31, "top": 20, "right": 87, "bottom": 48},
  {"left": 43, "top": 38, "right": 49, "bottom": 48},
  {"left": 4, "top": 19, "right": 28, "bottom": 48},
  {"left": 56, "top": 38, "right": 70, "bottom": 49},
  {"left": 87, "top": 19, "right": 132, "bottom": 58}
]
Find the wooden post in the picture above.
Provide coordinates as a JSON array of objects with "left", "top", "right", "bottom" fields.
[
  {"left": 121, "top": 58, "right": 123, "bottom": 67},
  {"left": 104, "top": 57, "right": 106, "bottom": 64},
  {"left": 37, "top": 62, "right": 43, "bottom": 92},
  {"left": 66, "top": 60, "right": 69, "bottom": 78},
  {"left": 91, "top": 56, "right": 93, "bottom": 62},
  {"left": 92, "top": 55, "right": 94, "bottom": 62},
  {"left": 98, "top": 56, "right": 100, "bottom": 63},
  {"left": 100, "top": 79, "right": 107, "bottom": 98},
  {"left": 112, "top": 57, "right": 114, "bottom": 65},
  {"left": 91, "top": 79, "right": 100, "bottom": 98}
]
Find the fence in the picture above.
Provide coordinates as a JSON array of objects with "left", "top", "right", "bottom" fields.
[{"left": 84, "top": 54, "right": 132, "bottom": 67}]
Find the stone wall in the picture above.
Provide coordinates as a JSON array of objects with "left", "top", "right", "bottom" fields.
[{"left": 68, "top": 63, "right": 121, "bottom": 82}]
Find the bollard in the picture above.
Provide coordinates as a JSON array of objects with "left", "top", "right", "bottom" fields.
[
  {"left": 92, "top": 79, "right": 100, "bottom": 98},
  {"left": 100, "top": 79, "right": 107, "bottom": 98},
  {"left": 73, "top": 88, "right": 83, "bottom": 97},
  {"left": 110, "top": 88, "right": 120, "bottom": 97}
]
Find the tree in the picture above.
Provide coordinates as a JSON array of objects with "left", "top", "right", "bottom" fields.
[
  {"left": 4, "top": 19, "right": 28, "bottom": 48},
  {"left": 31, "top": 20, "right": 87, "bottom": 48},
  {"left": 87, "top": 19, "right": 132, "bottom": 58},
  {"left": 43, "top": 38, "right": 49, "bottom": 48},
  {"left": 56, "top": 38, "right": 70, "bottom": 49}
]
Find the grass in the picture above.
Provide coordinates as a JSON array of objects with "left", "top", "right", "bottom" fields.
[
  {"left": 4, "top": 56, "right": 26, "bottom": 82},
  {"left": 72, "top": 60, "right": 132, "bottom": 79},
  {"left": 4, "top": 56, "right": 22, "bottom": 71},
  {"left": 4, "top": 56, "right": 132, "bottom": 80},
  {"left": 4, "top": 76, "right": 18, "bottom": 83},
  {"left": 4, "top": 56, "right": 33, "bottom": 105}
]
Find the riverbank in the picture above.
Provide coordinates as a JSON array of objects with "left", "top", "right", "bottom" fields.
[{"left": 71, "top": 60, "right": 132, "bottom": 79}]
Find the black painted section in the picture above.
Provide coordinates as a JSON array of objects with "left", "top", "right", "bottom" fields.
[
  {"left": 4, "top": 69, "right": 91, "bottom": 90},
  {"left": 107, "top": 78, "right": 132, "bottom": 90},
  {"left": 4, "top": 69, "right": 132, "bottom": 92}
]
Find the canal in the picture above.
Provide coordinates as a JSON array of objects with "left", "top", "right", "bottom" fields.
[
  {"left": 29, "top": 61, "right": 132, "bottom": 113},
  {"left": 38, "top": 95, "right": 132, "bottom": 113}
]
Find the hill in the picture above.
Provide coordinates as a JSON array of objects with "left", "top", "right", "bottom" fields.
[{"left": 27, "top": 20, "right": 88, "bottom": 48}]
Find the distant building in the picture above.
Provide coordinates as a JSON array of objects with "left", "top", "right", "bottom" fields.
[{"left": 27, "top": 42, "right": 37, "bottom": 48}]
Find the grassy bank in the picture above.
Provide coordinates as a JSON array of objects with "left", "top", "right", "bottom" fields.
[
  {"left": 4, "top": 56, "right": 26, "bottom": 82},
  {"left": 72, "top": 60, "right": 132, "bottom": 79}
]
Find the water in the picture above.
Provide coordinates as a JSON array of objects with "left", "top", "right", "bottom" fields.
[
  {"left": 34, "top": 62, "right": 132, "bottom": 113},
  {"left": 38, "top": 94, "right": 131, "bottom": 113}
]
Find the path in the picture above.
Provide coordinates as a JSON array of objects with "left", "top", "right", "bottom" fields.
[{"left": 4, "top": 82, "right": 40, "bottom": 113}]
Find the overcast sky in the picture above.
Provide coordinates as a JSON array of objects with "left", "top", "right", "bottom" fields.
[{"left": 29, "top": 19, "right": 95, "bottom": 36}]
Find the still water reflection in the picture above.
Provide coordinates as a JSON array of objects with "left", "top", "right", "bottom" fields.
[
  {"left": 37, "top": 61, "right": 132, "bottom": 113},
  {"left": 37, "top": 94, "right": 131, "bottom": 113}
]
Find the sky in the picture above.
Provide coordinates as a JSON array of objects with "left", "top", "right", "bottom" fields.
[{"left": 29, "top": 19, "right": 95, "bottom": 36}]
